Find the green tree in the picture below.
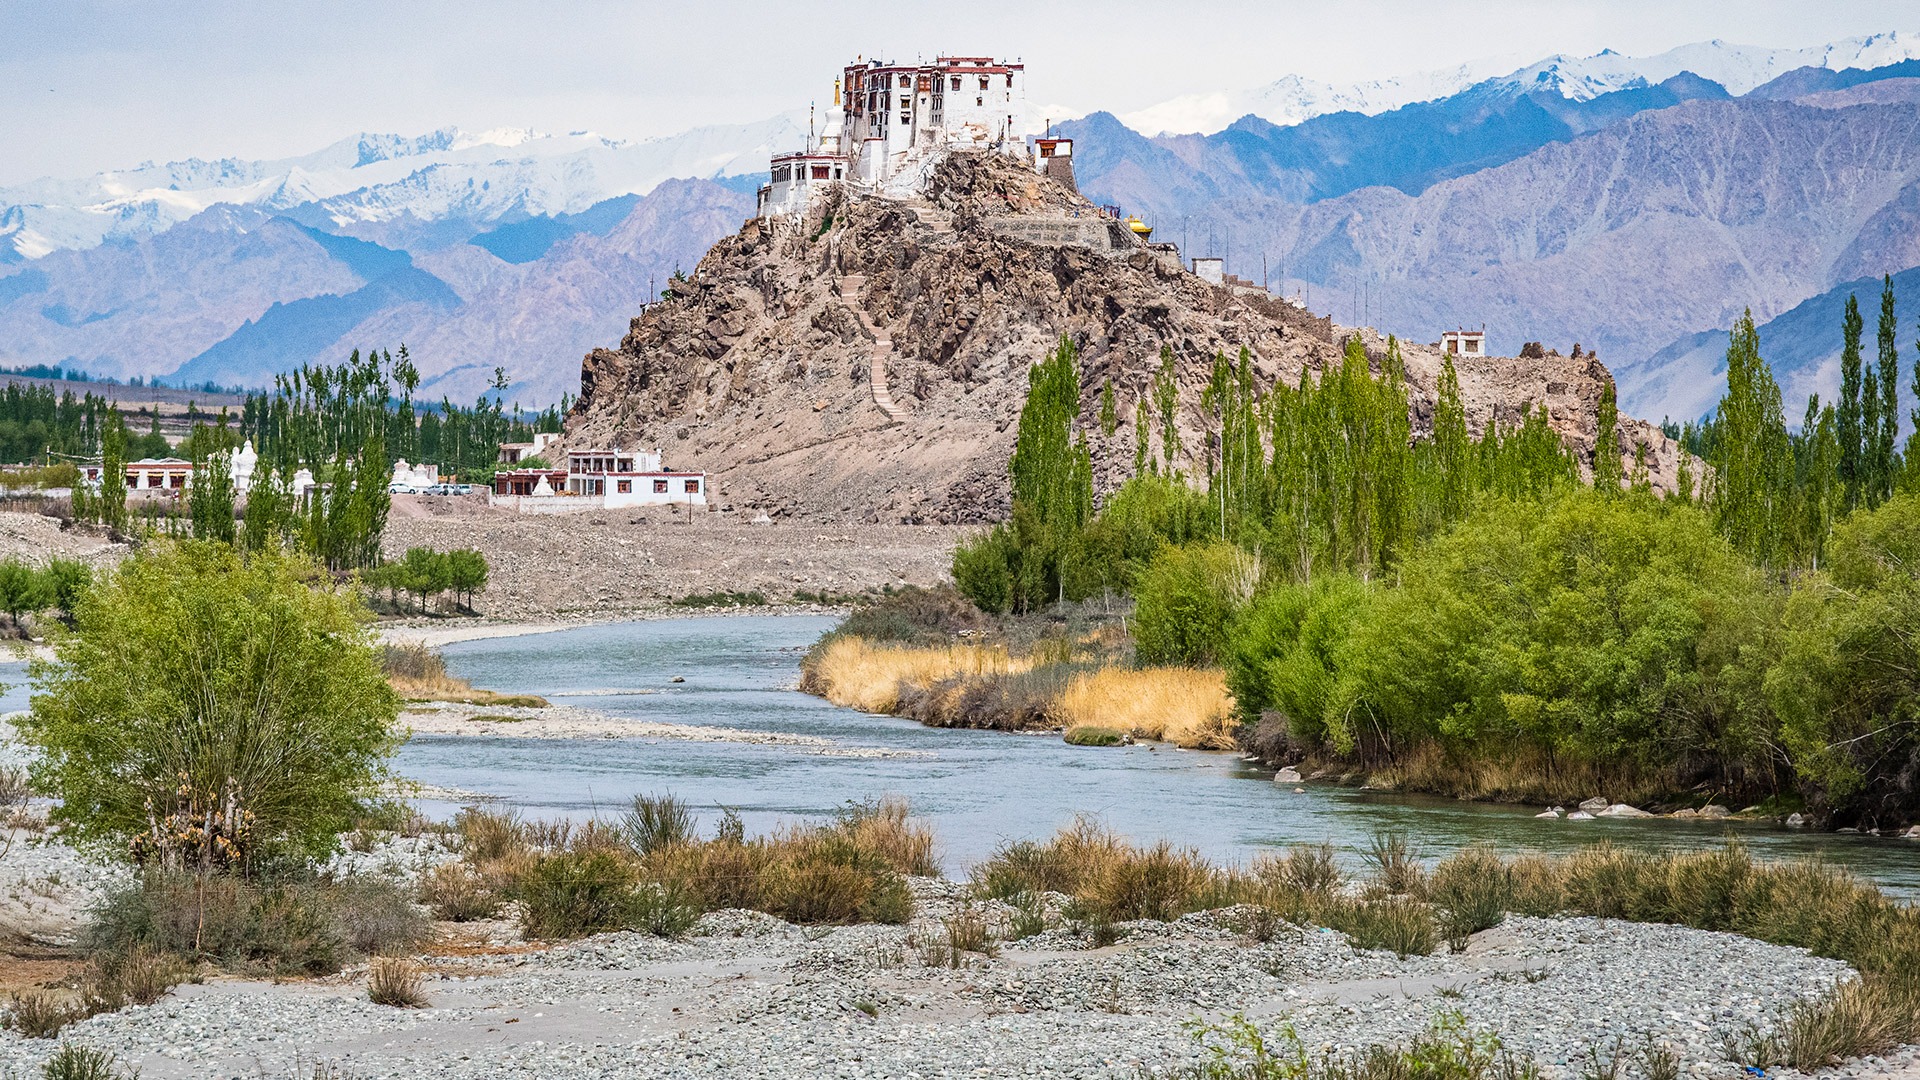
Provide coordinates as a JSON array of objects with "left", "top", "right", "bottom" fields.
[
  {"left": 447, "top": 548, "right": 489, "bottom": 612},
  {"left": 1153, "top": 346, "right": 1182, "bottom": 473},
  {"left": 1709, "top": 311, "right": 1794, "bottom": 568},
  {"left": 1592, "top": 379, "right": 1622, "bottom": 496},
  {"left": 19, "top": 542, "right": 401, "bottom": 866},
  {"left": 43, "top": 557, "right": 91, "bottom": 620},
  {"left": 1099, "top": 377, "right": 1117, "bottom": 438},
  {"left": 1869, "top": 276, "right": 1900, "bottom": 505},
  {"left": 1132, "top": 392, "right": 1151, "bottom": 475},
  {"left": 0, "top": 558, "right": 50, "bottom": 630},
  {"left": 241, "top": 467, "right": 288, "bottom": 553},
  {"left": 400, "top": 547, "right": 451, "bottom": 612},
  {"left": 1767, "top": 491, "right": 1920, "bottom": 819},
  {"left": 99, "top": 414, "right": 128, "bottom": 534},
  {"left": 1838, "top": 294, "right": 1865, "bottom": 510},
  {"left": 1431, "top": 355, "right": 1472, "bottom": 523},
  {"left": 1131, "top": 541, "right": 1257, "bottom": 666},
  {"left": 189, "top": 447, "right": 237, "bottom": 545}
]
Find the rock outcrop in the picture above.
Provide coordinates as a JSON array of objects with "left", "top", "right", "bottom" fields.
[{"left": 569, "top": 152, "right": 1682, "bottom": 522}]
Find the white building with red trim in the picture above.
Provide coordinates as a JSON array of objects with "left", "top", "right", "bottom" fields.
[{"left": 490, "top": 445, "right": 706, "bottom": 513}]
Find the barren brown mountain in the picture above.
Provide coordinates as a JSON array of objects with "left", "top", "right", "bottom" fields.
[{"left": 568, "top": 152, "right": 1680, "bottom": 523}]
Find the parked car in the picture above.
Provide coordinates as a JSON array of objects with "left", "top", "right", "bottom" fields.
[
  {"left": 452, "top": 484, "right": 475, "bottom": 496},
  {"left": 387, "top": 482, "right": 421, "bottom": 495},
  {"left": 424, "top": 483, "right": 455, "bottom": 496}
]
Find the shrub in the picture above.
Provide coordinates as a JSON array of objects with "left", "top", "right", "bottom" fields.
[
  {"left": 419, "top": 861, "right": 500, "bottom": 921},
  {"left": 21, "top": 542, "right": 401, "bottom": 866},
  {"left": 621, "top": 793, "right": 695, "bottom": 855},
  {"left": 1264, "top": 843, "right": 1343, "bottom": 895},
  {"left": 455, "top": 807, "right": 524, "bottom": 862},
  {"left": 1131, "top": 541, "right": 1258, "bottom": 666},
  {"left": 91, "top": 943, "right": 187, "bottom": 1006},
  {"left": 1333, "top": 896, "right": 1438, "bottom": 958},
  {"left": 516, "top": 849, "right": 638, "bottom": 939},
  {"left": 1064, "top": 725, "right": 1125, "bottom": 746},
  {"left": 367, "top": 956, "right": 427, "bottom": 1008},
  {"left": 952, "top": 529, "right": 1016, "bottom": 615},
  {"left": 624, "top": 882, "right": 701, "bottom": 937},
  {"left": 39, "top": 1044, "right": 134, "bottom": 1080},
  {"left": 1362, "top": 830, "right": 1424, "bottom": 896},
  {"left": 1428, "top": 845, "right": 1511, "bottom": 950},
  {"left": 4, "top": 992, "right": 86, "bottom": 1039},
  {"left": 85, "top": 869, "right": 421, "bottom": 976}
]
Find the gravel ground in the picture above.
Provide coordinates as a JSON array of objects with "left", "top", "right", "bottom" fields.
[{"left": 0, "top": 858, "right": 1893, "bottom": 1080}]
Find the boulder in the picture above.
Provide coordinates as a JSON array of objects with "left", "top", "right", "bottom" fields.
[
  {"left": 1596, "top": 803, "right": 1653, "bottom": 818},
  {"left": 1671, "top": 808, "right": 1697, "bottom": 819},
  {"left": 1566, "top": 810, "right": 1596, "bottom": 821},
  {"left": 1578, "top": 796, "right": 1609, "bottom": 812},
  {"left": 1275, "top": 767, "right": 1303, "bottom": 784},
  {"left": 1903, "top": 825, "right": 1920, "bottom": 839},
  {"left": 1785, "top": 813, "right": 1809, "bottom": 828},
  {"left": 1697, "top": 804, "right": 1732, "bottom": 819},
  {"left": 1535, "top": 809, "right": 1563, "bottom": 819}
]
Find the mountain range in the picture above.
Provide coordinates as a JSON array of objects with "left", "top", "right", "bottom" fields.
[{"left": 1, "top": 33, "right": 1917, "bottom": 418}]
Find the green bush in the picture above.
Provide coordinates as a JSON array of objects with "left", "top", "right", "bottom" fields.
[
  {"left": 85, "top": 869, "right": 424, "bottom": 977},
  {"left": 516, "top": 849, "right": 638, "bottom": 939},
  {"left": 1064, "top": 725, "right": 1125, "bottom": 746},
  {"left": 21, "top": 541, "right": 402, "bottom": 866},
  {"left": 1132, "top": 541, "right": 1257, "bottom": 665},
  {"left": 621, "top": 793, "right": 695, "bottom": 855},
  {"left": 952, "top": 527, "right": 1016, "bottom": 615}
]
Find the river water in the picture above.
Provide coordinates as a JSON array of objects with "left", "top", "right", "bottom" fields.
[{"left": 396, "top": 615, "right": 1920, "bottom": 895}]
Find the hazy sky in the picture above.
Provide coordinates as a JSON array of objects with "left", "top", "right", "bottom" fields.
[{"left": 0, "top": 0, "right": 1909, "bottom": 184}]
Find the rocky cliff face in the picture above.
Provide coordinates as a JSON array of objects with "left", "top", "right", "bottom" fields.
[{"left": 569, "top": 152, "right": 1681, "bottom": 523}]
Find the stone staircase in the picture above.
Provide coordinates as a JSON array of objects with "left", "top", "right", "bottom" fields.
[{"left": 836, "top": 274, "right": 907, "bottom": 425}]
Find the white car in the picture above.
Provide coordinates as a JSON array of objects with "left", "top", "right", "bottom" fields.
[{"left": 387, "top": 482, "right": 421, "bottom": 495}]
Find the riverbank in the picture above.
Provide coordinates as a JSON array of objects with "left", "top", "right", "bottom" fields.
[
  {"left": 3, "top": 819, "right": 1915, "bottom": 1079},
  {"left": 401, "top": 701, "right": 927, "bottom": 759}
]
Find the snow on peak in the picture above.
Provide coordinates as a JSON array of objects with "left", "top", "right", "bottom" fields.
[{"left": 1120, "top": 31, "right": 1920, "bottom": 135}]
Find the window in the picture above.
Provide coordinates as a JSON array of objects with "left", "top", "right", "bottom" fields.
[
  {"left": 653, "top": 479, "right": 668, "bottom": 493},
  {"left": 617, "top": 480, "right": 631, "bottom": 494},
  {"left": 950, "top": 76, "right": 960, "bottom": 90},
  {"left": 811, "top": 164, "right": 831, "bottom": 180},
  {"left": 978, "top": 76, "right": 988, "bottom": 90},
  {"left": 976, "top": 96, "right": 983, "bottom": 107},
  {"left": 898, "top": 74, "right": 909, "bottom": 88},
  {"left": 684, "top": 479, "right": 701, "bottom": 494}
]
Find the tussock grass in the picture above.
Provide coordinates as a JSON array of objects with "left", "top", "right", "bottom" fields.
[
  {"left": 39, "top": 1044, "right": 134, "bottom": 1080},
  {"left": 452, "top": 796, "right": 937, "bottom": 939},
  {"left": 1055, "top": 666, "right": 1236, "bottom": 748},
  {"left": 367, "top": 956, "right": 427, "bottom": 1008},
  {"left": 805, "top": 637, "right": 1026, "bottom": 714},
  {"left": 1063, "top": 725, "right": 1126, "bottom": 746}
]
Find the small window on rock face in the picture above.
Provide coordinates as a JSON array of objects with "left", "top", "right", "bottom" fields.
[{"left": 653, "top": 479, "right": 668, "bottom": 493}]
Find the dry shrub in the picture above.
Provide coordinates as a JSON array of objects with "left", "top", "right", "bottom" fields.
[
  {"left": 806, "top": 637, "right": 1023, "bottom": 713},
  {"left": 1054, "top": 667, "right": 1236, "bottom": 748},
  {"left": 1259, "top": 843, "right": 1344, "bottom": 895},
  {"left": 455, "top": 807, "right": 524, "bottom": 862},
  {"left": 1089, "top": 841, "right": 1214, "bottom": 922},
  {"left": 837, "top": 798, "right": 939, "bottom": 877},
  {"left": 419, "top": 861, "right": 500, "bottom": 921},
  {"left": 381, "top": 643, "right": 548, "bottom": 707},
  {"left": 1427, "top": 845, "right": 1511, "bottom": 950},
  {"left": 4, "top": 991, "right": 87, "bottom": 1039},
  {"left": 621, "top": 793, "right": 695, "bottom": 855},
  {"left": 1363, "top": 830, "right": 1424, "bottom": 896},
  {"left": 367, "top": 956, "right": 427, "bottom": 1008},
  {"left": 92, "top": 943, "right": 188, "bottom": 1006},
  {"left": 973, "top": 816, "right": 1125, "bottom": 899}
]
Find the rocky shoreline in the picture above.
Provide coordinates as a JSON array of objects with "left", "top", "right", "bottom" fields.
[{"left": 0, "top": 858, "right": 1900, "bottom": 1079}]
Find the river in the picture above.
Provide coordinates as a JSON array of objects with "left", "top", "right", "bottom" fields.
[{"left": 394, "top": 614, "right": 1920, "bottom": 895}]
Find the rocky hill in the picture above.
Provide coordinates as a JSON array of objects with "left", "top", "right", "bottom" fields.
[{"left": 567, "top": 152, "right": 1679, "bottom": 523}]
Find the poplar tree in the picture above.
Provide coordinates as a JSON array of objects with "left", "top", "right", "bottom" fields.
[
  {"left": 1153, "top": 347, "right": 1182, "bottom": 473},
  {"left": 1593, "top": 379, "right": 1623, "bottom": 496},
  {"left": 1870, "top": 276, "right": 1900, "bottom": 505},
  {"left": 1132, "top": 392, "right": 1151, "bottom": 475},
  {"left": 1838, "top": 294, "right": 1865, "bottom": 509},
  {"left": 189, "top": 446, "right": 237, "bottom": 545},
  {"left": 1099, "top": 378, "right": 1117, "bottom": 438},
  {"left": 1432, "top": 354, "right": 1471, "bottom": 522},
  {"left": 1710, "top": 311, "right": 1793, "bottom": 568},
  {"left": 99, "top": 413, "right": 128, "bottom": 534}
]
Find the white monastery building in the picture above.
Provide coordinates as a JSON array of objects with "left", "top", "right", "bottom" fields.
[{"left": 758, "top": 55, "right": 1029, "bottom": 220}]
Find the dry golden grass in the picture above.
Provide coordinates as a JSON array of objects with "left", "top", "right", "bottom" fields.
[
  {"left": 1054, "top": 667, "right": 1236, "bottom": 749},
  {"left": 382, "top": 643, "right": 549, "bottom": 708},
  {"left": 807, "top": 637, "right": 1026, "bottom": 713}
]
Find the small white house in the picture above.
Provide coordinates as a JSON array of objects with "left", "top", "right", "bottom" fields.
[
  {"left": 490, "top": 445, "right": 706, "bottom": 513},
  {"left": 1441, "top": 329, "right": 1486, "bottom": 357}
]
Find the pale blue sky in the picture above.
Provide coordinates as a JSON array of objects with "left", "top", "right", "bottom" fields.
[{"left": 0, "top": 0, "right": 1910, "bottom": 183}]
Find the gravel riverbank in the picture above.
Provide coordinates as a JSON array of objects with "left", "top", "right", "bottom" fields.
[{"left": 0, "top": 858, "right": 1901, "bottom": 1080}]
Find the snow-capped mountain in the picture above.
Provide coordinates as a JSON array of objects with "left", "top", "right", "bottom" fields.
[
  {"left": 1118, "top": 31, "right": 1920, "bottom": 135},
  {"left": 0, "top": 114, "right": 807, "bottom": 262}
]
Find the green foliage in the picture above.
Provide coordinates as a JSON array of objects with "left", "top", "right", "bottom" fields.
[
  {"left": 19, "top": 542, "right": 402, "bottom": 865},
  {"left": 1839, "top": 293, "right": 1866, "bottom": 510},
  {"left": 1063, "top": 725, "right": 1125, "bottom": 746},
  {"left": 97, "top": 416, "right": 127, "bottom": 533},
  {"left": 1593, "top": 380, "right": 1622, "bottom": 495},
  {"left": 42, "top": 558, "right": 90, "bottom": 617},
  {"left": 951, "top": 526, "right": 1016, "bottom": 615},
  {"left": 1767, "top": 492, "right": 1920, "bottom": 814},
  {"left": 1710, "top": 311, "right": 1795, "bottom": 569},
  {"left": 0, "top": 558, "right": 51, "bottom": 627},
  {"left": 1132, "top": 541, "right": 1257, "bottom": 666},
  {"left": 1225, "top": 574, "right": 1372, "bottom": 731}
]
